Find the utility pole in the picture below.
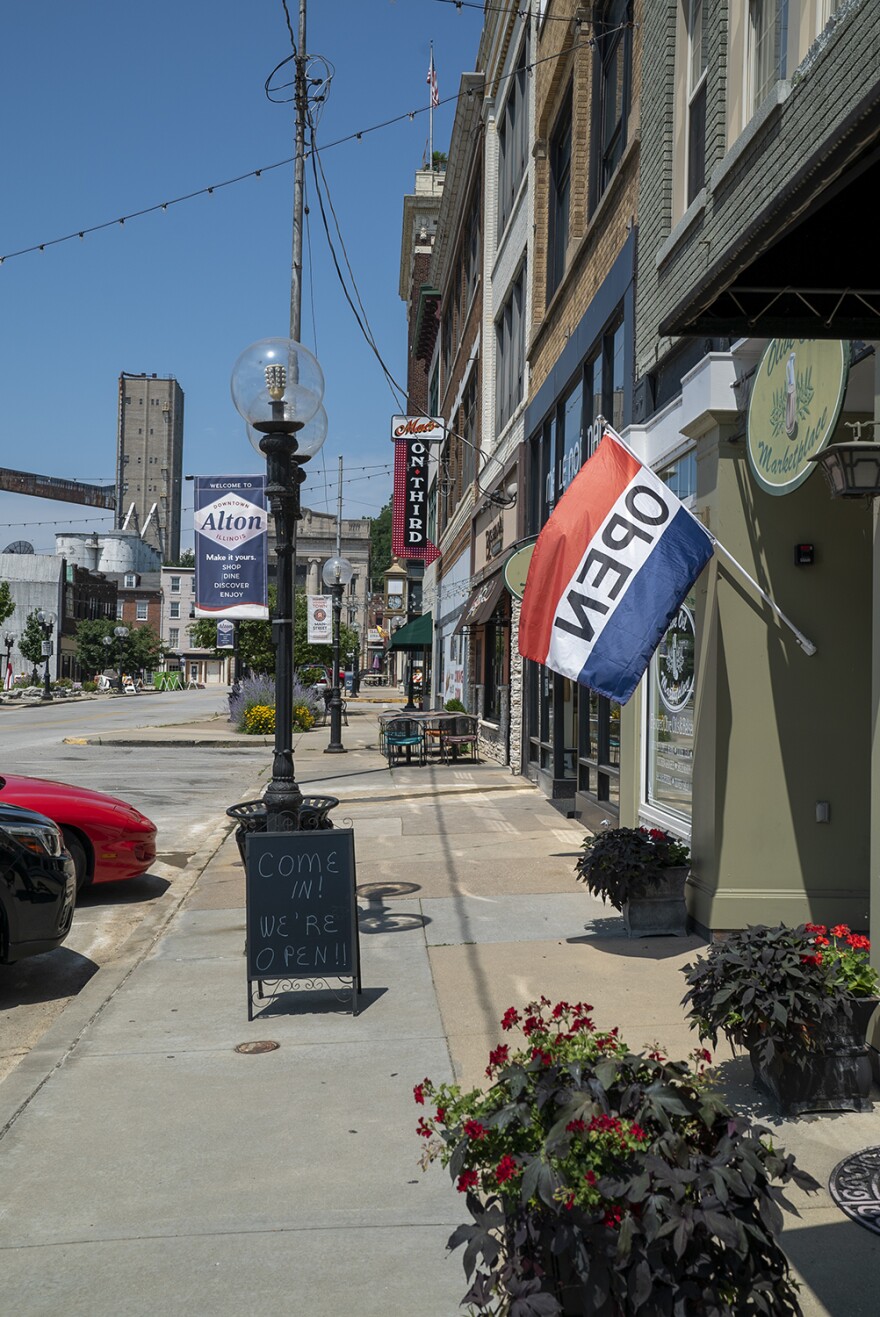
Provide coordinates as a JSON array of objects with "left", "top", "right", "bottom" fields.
[{"left": 290, "top": 0, "right": 308, "bottom": 342}]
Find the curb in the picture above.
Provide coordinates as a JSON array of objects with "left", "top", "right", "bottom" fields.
[
  {"left": 0, "top": 792, "right": 256, "bottom": 1142},
  {"left": 63, "top": 736, "right": 274, "bottom": 747}
]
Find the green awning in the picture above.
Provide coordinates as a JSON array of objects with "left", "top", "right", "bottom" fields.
[{"left": 388, "top": 611, "right": 433, "bottom": 650}]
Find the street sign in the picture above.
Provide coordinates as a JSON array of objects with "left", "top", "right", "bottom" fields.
[{"left": 41, "top": 640, "right": 53, "bottom": 657}]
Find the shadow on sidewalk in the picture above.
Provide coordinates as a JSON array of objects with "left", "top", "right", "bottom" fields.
[
  {"left": 251, "top": 985, "right": 388, "bottom": 1018},
  {"left": 566, "top": 923, "right": 704, "bottom": 961},
  {"left": 357, "top": 881, "right": 429, "bottom": 934}
]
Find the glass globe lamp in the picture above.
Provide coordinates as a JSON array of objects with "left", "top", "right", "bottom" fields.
[
  {"left": 322, "top": 556, "right": 354, "bottom": 588},
  {"left": 230, "top": 338, "right": 324, "bottom": 430},
  {"left": 247, "top": 404, "right": 328, "bottom": 460}
]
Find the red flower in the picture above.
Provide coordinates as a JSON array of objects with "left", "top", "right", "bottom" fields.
[
  {"left": 435, "top": 1107, "right": 446, "bottom": 1122},
  {"left": 603, "top": 1205, "right": 623, "bottom": 1228},
  {"left": 584, "top": 1170, "right": 597, "bottom": 1186},
  {"left": 522, "top": 1014, "right": 542, "bottom": 1037},
  {"left": 485, "top": 1043, "right": 510, "bottom": 1077},
  {"left": 552, "top": 1001, "right": 570, "bottom": 1019},
  {"left": 413, "top": 1083, "right": 426, "bottom": 1106},
  {"left": 848, "top": 934, "right": 871, "bottom": 951},
  {"left": 629, "top": 1123, "right": 647, "bottom": 1142},
  {"left": 805, "top": 923, "right": 827, "bottom": 935},
  {"left": 457, "top": 1169, "right": 479, "bottom": 1193},
  {"left": 531, "top": 1047, "right": 553, "bottom": 1066},
  {"left": 501, "top": 1007, "right": 520, "bottom": 1031},
  {"left": 813, "top": 935, "right": 830, "bottom": 947},
  {"left": 801, "top": 952, "right": 824, "bottom": 967},
  {"left": 648, "top": 828, "right": 667, "bottom": 841},
  {"left": 463, "top": 1119, "right": 487, "bottom": 1141},
  {"left": 566, "top": 1118, "right": 586, "bottom": 1133},
  {"left": 696, "top": 1048, "right": 712, "bottom": 1064},
  {"left": 416, "top": 1117, "right": 432, "bottom": 1138},
  {"left": 496, "top": 1155, "right": 520, "bottom": 1184},
  {"left": 648, "top": 1049, "right": 666, "bottom": 1062},
  {"left": 831, "top": 923, "right": 851, "bottom": 939}
]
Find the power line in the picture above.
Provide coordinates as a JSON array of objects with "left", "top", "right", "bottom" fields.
[{"left": 0, "top": 28, "right": 610, "bottom": 266}]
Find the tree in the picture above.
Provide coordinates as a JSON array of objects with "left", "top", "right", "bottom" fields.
[
  {"left": 167, "top": 549, "right": 194, "bottom": 567},
  {"left": 188, "top": 588, "right": 358, "bottom": 677},
  {"left": 18, "top": 609, "right": 45, "bottom": 684},
  {"left": 369, "top": 499, "right": 393, "bottom": 589},
  {"left": 74, "top": 619, "right": 162, "bottom": 679},
  {"left": 0, "top": 580, "right": 14, "bottom": 629}
]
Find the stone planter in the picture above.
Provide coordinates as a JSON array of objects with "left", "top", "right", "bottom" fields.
[
  {"left": 621, "top": 866, "right": 689, "bottom": 937},
  {"left": 748, "top": 997, "right": 879, "bottom": 1116}
]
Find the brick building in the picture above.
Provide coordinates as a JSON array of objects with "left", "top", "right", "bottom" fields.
[
  {"left": 625, "top": 0, "right": 880, "bottom": 937},
  {"left": 520, "top": 1, "right": 642, "bottom": 818}
]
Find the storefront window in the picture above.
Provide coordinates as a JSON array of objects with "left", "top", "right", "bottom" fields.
[
  {"left": 646, "top": 450, "right": 698, "bottom": 822},
  {"left": 647, "top": 597, "right": 696, "bottom": 821}
]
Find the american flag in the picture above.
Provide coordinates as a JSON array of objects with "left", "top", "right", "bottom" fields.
[{"left": 427, "top": 52, "right": 439, "bottom": 108}]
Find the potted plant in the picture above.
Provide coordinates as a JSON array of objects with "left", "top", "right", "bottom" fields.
[
  {"left": 681, "top": 922, "right": 879, "bottom": 1116},
  {"left": 416, "top": 998, "right": 815, "bottom": 1316},
  {"left": 575, "top": 826, "right": 690, "bottom": 936}
]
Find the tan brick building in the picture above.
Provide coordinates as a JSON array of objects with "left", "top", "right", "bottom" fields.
[{"left": 522, "top": 1, "right": 642, "bottom": 821}]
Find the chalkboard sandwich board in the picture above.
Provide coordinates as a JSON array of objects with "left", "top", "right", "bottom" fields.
[{"left": 245, "top": 828, "right": 361, "bottom": 1019}]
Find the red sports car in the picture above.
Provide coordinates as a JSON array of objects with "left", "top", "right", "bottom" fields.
[{"left": 0, "top": 774, "right": 157, "bottom": 891}]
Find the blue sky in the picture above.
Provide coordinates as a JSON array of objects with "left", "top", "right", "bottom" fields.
[{"left": 0, "top": 0, "right": 482, "bottom": 554}]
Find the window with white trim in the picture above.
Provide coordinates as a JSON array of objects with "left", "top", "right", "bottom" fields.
[
  {"left": 749, "top": 0, "right": 788, "bottom": 114},
  {"left": 497, "top": 37, "right": 529, "bottom": 240},
  {"left": 495, "top": 263, "right": 526, "bottom": 436},
  {"left": 136, "top": 601, "right": 148, "bottom": 621},
  {"left": 686, "top": 0, "right": 708, "bottom": 205}
]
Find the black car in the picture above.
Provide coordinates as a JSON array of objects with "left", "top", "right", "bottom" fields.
[{"left": 0, "top": 803, "right": 76, "bottom": 964}]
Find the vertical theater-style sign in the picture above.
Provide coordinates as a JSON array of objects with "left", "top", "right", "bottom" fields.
[{"left": 390, "top": 415, "right": 443, "bottom": 564}]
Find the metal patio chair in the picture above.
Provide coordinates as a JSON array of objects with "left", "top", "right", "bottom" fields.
[
  {"left": 439, "top": 714, "right": 480, "bottom": 764},
  {"left": 384, "top": 717, "right": 426, "bottom": 767}
]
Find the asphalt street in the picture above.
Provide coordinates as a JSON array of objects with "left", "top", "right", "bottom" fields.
[{"left": 0, "top": 690, "right": 266, "bottom": 1081}]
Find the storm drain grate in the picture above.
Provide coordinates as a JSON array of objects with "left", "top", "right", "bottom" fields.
[
  {"left": 829, "top": 1146, "right": 880, "bottom": 1235},
  {"left": 234, "top": 1040, "right": 280, "bottom": 1055}
]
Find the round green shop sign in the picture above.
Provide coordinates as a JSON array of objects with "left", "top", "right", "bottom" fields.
[{"left": 747, "top": 339, "right": 849, "bottom": 496}]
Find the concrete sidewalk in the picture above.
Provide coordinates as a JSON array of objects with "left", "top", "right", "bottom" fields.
[{"left": 1, "top": 704, "right": 877, "bottom": 1314}]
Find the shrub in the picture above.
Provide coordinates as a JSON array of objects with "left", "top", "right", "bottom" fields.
[
  {"left": 242, "top": 704, "right": 275, "bottom": 735},
  {"left": 417, "top": 998, "right": 816, "bottom": 1315},
  {"left": 233, "top": 674, "right": 319, "bottom": 734},
  {"left": 682, "top": 923, "right": 878, "bottom": 1071},
  {"left": 81, "top": 680, "right": 98, "bottom": 693},
  {"left": 293, "top": 703, "right": 315, "bottom": 731},
  {"left": 575, "top": 826, "right": 690, "bottom": 911},
  {"left": 444, "top": 698, "right": 467, "bottom": 713}
]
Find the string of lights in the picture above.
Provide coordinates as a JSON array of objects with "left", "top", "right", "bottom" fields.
[{"left": 0, "top": 29, "right": 611, "bottom": 267}]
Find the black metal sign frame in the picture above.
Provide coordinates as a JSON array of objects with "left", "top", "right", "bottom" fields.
[{"left": 244, "top": 828, "right": 362, "bottom": 1020}]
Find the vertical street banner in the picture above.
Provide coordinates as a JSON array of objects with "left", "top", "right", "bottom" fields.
[
  {"left": 307, "top": 595, "right": 332, "bottom": 644},
  {"left": 216, "top": 620, "right": 235, "bottom": 649},
  {"left": 390, "top": 417, "right": 443, "bottom": 564},
  {"left": 194, "top": 475, "right": 269, "bottom": 619}
]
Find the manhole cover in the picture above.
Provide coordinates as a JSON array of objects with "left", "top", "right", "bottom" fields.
[
  {"left": 829, "top": 1146, "right": 880, "bottom": 1235},
  {"left": 234, "top": 1040, "right": 280, "bottom": 1055}
]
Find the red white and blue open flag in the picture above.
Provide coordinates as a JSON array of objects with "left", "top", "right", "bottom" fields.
[{"left": 519, "top": 431, "right": 714, "bottom": 704}]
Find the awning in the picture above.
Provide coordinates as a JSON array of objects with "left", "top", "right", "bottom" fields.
[
  {"left": 452, "top": 571, "right": 507, "bottom": 636},
  {"left": 388, "top": 611, "right": 433, "bottom": 650}
]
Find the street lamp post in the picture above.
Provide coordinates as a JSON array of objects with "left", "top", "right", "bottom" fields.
[
  {"left": 232, "top": 338, "right": 327, "bottom": 830},
  {"left": 3, "top": 632, "right": 13, "bottom": 692},
  {"left": 114, "top": 625, "right": 129, "bottom": 691},
  {"left": 36, "top": 611, "right": 55, "bottom": 702},
  {"left": 322, "top": 556, "right": 353, "bottom": 754},
  {"left": 102, "top": 627, "right": 129, "bottom": 692}
]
